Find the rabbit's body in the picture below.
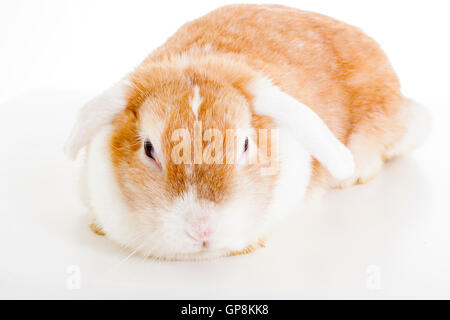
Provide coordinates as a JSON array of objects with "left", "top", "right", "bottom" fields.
[
  {"left": 144, "top": 4, "right": 425, "bottom": 191},
  {"left": 66, "top": 5, "right": 428, "bottom": 260}
]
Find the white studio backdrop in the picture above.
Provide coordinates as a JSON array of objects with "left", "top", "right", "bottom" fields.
[{"left": 1, "top": 0, "right": 450, "bottom": 299}]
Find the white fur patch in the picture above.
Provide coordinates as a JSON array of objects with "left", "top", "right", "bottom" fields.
[
  {"left": 264, "top": 127, "right": 311, "bottom": 228},
  {"left": 85, "top": 126, "right": 140, "bottom": 248},
  {"left": 385, "top": 99, "right": 431, "bottom": 158},
  {"left": 190, "top": 85, "right": 203, "bottom": 119}
]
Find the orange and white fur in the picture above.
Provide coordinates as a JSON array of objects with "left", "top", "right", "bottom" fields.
[{"left": 65, "top": 5, "right": 429, "bottom": 260}]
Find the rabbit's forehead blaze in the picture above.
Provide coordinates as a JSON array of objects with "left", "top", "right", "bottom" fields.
[{"left": 160, "top": 86, "right": 249, "bottom": 202}]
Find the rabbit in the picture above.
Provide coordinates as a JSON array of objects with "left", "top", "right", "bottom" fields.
[{"left": 65, "top": 4, "right": 429, "bottom": 260}]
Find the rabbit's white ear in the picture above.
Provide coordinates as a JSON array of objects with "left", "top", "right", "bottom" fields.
[
  {"left": 247, "top": 78, "right": 354, "bottom": 180},
  {"left": 64, "top": 80, "right": 130, "bottom": 160}
]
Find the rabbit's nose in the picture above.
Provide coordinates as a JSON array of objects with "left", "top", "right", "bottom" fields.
[
  {"left": 186, "top": 225, "right": 213, "bottom": 248},
  {"left": 185, "top": 211, "right": 215, "bottom": 246}
]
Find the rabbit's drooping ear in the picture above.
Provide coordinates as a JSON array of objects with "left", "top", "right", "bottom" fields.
[
  {"left": 64, "top": 80, "right": 130, "bottom": 160},
  {"left": 247, "top": 77, "right": 355, "bottom": 180}
]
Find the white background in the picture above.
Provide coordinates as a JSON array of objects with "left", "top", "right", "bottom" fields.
[{"left": 0, "top": 0, "right": 449, "bottom": 299}]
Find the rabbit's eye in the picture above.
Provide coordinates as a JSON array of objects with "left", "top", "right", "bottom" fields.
[
  {"left": 144, "top": 139, "right": 155, "bottom": 160},
  {"left": 243, "top": 137, "right": 249, "bottom": 152}
]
